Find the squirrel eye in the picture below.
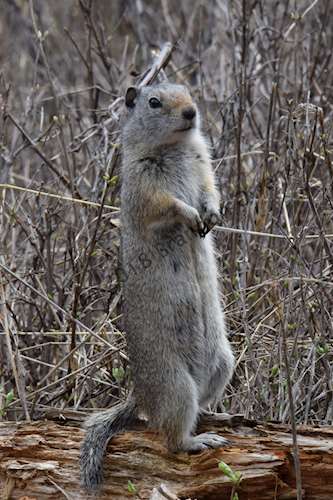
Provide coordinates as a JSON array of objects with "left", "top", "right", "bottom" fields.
[{"left": 149, "top": 97, "right": 162, "bottom": 108}]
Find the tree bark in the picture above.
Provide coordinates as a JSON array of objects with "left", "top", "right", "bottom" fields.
[{"left": 1, "top": 414, "right": 333, "bottom": 499}]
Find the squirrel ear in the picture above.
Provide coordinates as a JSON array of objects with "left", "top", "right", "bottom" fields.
[{"left": 125, "top": 87, "right": 138, "bottom": 108}]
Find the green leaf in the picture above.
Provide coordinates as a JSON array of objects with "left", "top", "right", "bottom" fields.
[
  {"left": 234, "top": 471, "right": 242, "bottom": 482},
  {"left": 112, "top": 366, "right": 125, "bottom": 382},
  {"left": 5, "top": 389, "right": 14, "bottom": 406},
  {"left": 248, "top": 291, "right": 257, "bottom": 301},
  {"left": 316, "top": 344, "right": 329, "bottom": 355},
  {"left": 218, "top": 461, "right": 242, "bottom": 488},
  {"left": 127, "top": 479, "right": 136, "bottom": 494},
  {"left": 109, "top": 175, "right": 119, "bottom": 186},
  {"left": 218, "top": 461, "right": 236, "bottom": 481}
]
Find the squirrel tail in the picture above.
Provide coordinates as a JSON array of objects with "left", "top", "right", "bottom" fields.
[{"left": 80, "top": 395, "right": 138, "bottom": 490}]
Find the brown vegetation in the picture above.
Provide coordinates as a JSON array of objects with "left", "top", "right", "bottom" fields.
[{"left": 1, "top": 0, "right": 333, "bottom": 497}]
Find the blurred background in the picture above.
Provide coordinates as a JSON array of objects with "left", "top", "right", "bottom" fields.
[{"left": 0, "top": 0, "right": 332, "bottom": 426}]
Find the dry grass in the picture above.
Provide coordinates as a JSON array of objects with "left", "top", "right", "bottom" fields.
[{"left": 0, "top": 0, "right": 333, "bottom": 434}]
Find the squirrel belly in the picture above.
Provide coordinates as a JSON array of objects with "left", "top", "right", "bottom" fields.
[{"left": 80, "top": 83, "right": 234, "bottom": 491}]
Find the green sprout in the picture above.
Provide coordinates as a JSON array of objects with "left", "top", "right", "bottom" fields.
[
  {"left": 127, "top": 479, "right": 137, "bottom": 495},
  {"left": 0, "top": 388, "right": 14, "bottom": 417},
  {"left": 218, "top": 461, "right": 243, "bottom": 500}
]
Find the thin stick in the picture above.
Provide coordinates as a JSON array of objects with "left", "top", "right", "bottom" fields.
[
  {"left": 278, "top": 177, "right": 294, "bottom": 242},
  {"left": 0, "top": 262, "right": 115, "bottom": 351},
  {"left": 1, "top": 186, "right": 332, "bottom": 240},
  {"left": 0, "top": 184, "right": 119, "bottom": 210},
  {"left": 138, "top": 42, "right": 174, "bottom": 86},
  {"left": 0, "top": 280, "right": 31, "bottom": 421},
  {"left": 280, "top": 286, "right": 303, "bottom": 500},
  {"left": 215, "top": 225, "right": 333, "bottom": 241},
  {"left": 6, "top": 113, "right": 73, "bottom": 193},
  {"left": 284, "top": 0, "right": 319, "bottom": 39}
]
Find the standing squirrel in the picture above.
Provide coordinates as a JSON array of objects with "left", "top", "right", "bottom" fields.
[{"left": 80, "top": 83, "right": 235, "bottom": 490}]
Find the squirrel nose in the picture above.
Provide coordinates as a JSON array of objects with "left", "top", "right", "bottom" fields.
[{"left": 182, "top": 106, "right": 196, "bottom": 121}]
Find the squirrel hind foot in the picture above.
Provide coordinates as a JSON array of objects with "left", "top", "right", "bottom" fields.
[{"left": 181, "top": 432, "right": 230, "bottom": 452}]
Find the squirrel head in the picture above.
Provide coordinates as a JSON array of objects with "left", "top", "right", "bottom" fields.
[{"left": 122, "top": 83, "right": 199, "bottom": 148}]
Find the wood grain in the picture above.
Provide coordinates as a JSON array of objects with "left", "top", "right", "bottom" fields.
[{"left": 1, "top": 415, "right": 333, "bottom": 499}]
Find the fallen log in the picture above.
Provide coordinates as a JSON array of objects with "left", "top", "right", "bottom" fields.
[{"left": 0, "top": 414, "right": 333, "bottom": 499}]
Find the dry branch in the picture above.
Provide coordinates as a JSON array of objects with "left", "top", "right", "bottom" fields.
[{"left": 1, "top": 416, "right": 333, "bottom": 499}]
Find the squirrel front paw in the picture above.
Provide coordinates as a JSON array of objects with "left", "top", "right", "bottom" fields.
[
  {"left": 200, "top": 204, "right": 221, "bottom": 237},
  {"left": 183, "top": 205, "right": 205, "bottom": 236}
]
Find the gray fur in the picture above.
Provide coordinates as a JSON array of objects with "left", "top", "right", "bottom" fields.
[
  {"left": 80, "top": 83, "right": 234, "bottom": 490},
  {"left": 80, "top": 397, "right": 137, "bottom": 490}
]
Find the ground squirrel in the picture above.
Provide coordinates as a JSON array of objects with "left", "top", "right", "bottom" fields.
[{"left": 80, "top": 83, "right": 235, "bottom": 490}]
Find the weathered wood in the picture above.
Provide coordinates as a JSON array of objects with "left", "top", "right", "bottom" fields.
[{"left": 0, "top": 415, "right": 333, "bottom": 499}]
